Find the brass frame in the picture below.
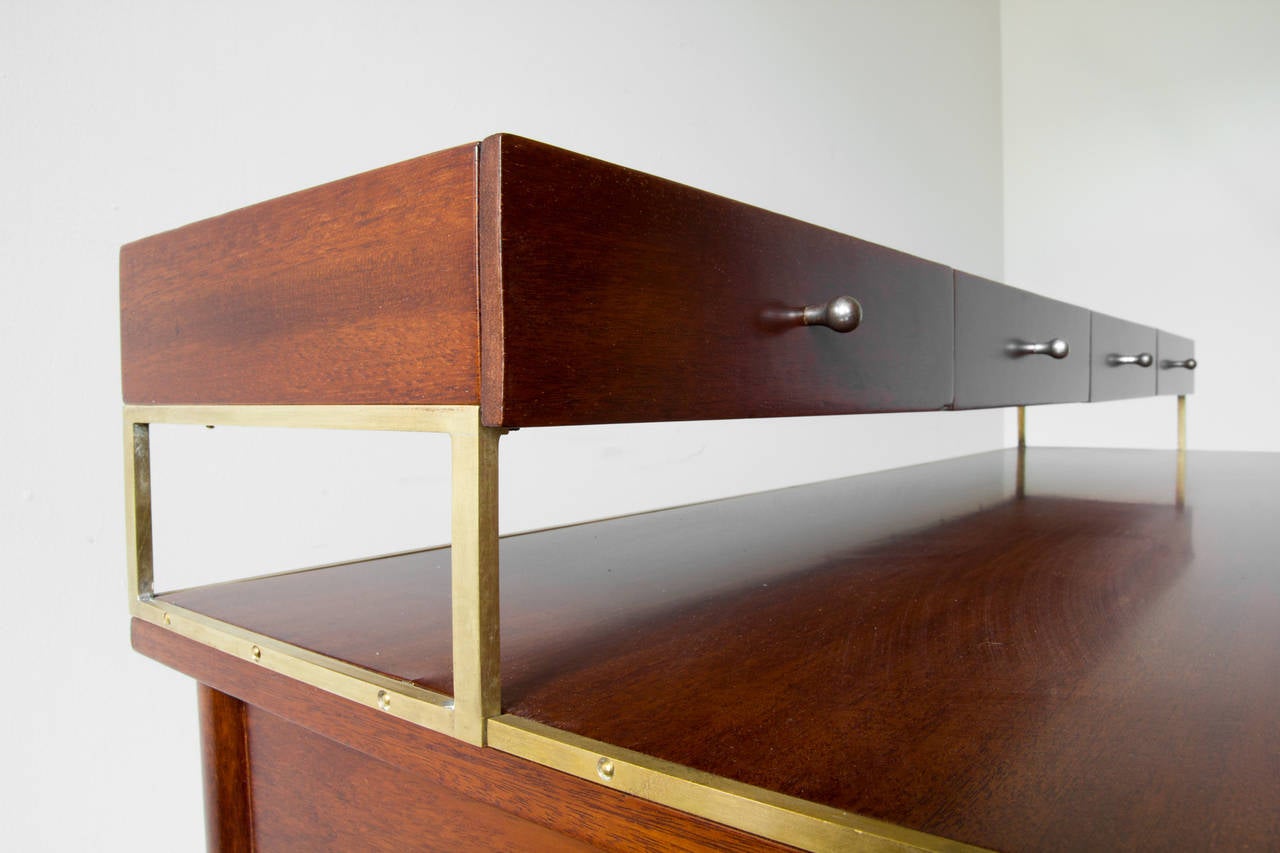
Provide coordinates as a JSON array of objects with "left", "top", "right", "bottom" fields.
[
  {"left": 123, "top": 404, "right": 986, "bottom": 851},
  {"left": 123, "top": 404, "right": 500, "bottom": 745}
]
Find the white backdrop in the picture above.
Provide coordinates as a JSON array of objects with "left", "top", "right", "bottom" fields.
[
  {"left": 1002, "top": 0, "right": 1280, "bottom": 451},
  {"left": 2, "top": 3, "right": 1005, "bottom": 849}
]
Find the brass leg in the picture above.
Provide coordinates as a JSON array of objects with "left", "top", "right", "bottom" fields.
[
  {"left": 1015, "top": 406, "right": 1026, "bottom": 498},
  {"left": 124, "top": 420, "right": 154, "bottom": 604},
  {"left": 1176, "top": 395, "right": 1187, "bottom": 507},
  {"left": 449, "top": 414, "right": 503, "bottom": 746}
]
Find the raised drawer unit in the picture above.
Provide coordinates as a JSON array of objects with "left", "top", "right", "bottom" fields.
[
  {"left": 1157, "top": 329, "right": 1198, "bottom": 396},
  {"left": 953, "top": 271, "right": 1091, "bottom": 409},
  {"left": 1090, "top": 312, "right": 1158, "bottom": 402},
  {"left": 119, "top": 136, "right": 1227, "bottom": 853}
]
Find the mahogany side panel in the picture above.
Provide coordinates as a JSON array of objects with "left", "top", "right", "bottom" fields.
[
  {"left": 133, "top": 620, "right": 794, "bottom": 853},
  {"left": 244, "top": 704, "right": 597, "bottom": 852},
  {"left": 198, "top": 685, "right": 255, "bottom": 853},
  {"left": 480, "top": 134, "right": 954, "bottom": 427},
  {"left": 120, "top": 144, "right": 480, "bottom": 405}
]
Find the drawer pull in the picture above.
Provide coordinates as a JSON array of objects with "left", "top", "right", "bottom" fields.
[
  {"left": 1009, "top": 338, "right": 1070, "bottom": 359},
  {"left": 1163, "top": 358, "right": 1197, "bottom": 370},
  {"left": 796, "top": 295, "right": 863, "bottom": 333},
  {"left": 1108, "top": 352, "right": 1154, "bottom": 367}
]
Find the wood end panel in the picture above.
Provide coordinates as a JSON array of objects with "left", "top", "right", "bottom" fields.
[{"left": 121, "top": 143, "right": 481, "bottom": 405}]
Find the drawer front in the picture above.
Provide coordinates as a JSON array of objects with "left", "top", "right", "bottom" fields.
[
  {"left": 480, "top": 135, "right": 954, "bottom": 427},
  {"left": 1090, "top": 313, "right": 1157, "bottom": 401},
  {"left": 1157, "top": 330, "right": 1197, "bottom": 395},
  {"left": 954, "top": 272, "right": 1090, "bottom": 409}
]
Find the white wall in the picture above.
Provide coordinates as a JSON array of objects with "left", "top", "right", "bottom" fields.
[
  {"left": 1, "top": 2, "right": 1004, "bottom": 850},
  {"left": 1002, "top": 0, "right": 1280, "bottom": 451}
]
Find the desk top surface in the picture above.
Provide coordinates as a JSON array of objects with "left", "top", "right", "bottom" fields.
[{"left": 161, "top": 448, "right": 1279, "bottom": 851}]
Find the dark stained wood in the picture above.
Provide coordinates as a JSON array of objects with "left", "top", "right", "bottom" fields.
[
  {"left": 479, "top": 134, "right": 954, "bottom": 427},
  {"left": 953, "top": 271, "right": 1091, "bottom": 408},
  {"left": 1157, "top": 329, "right": 1197, "bottom": 395},
  {"left": 244, "top": 703, "right": 598, "bottom": 851},
  {"left": 198, "top": 685, "right": 254, "bottom": 853},
  {"left": 120, "top": 144, "right": 480, "bottom": 405},
  {"left": 1089, "top": 311, "right": 1157, "bottom": 401},
  {"left": 158, "top": 449, "right": 1280, "bottom": 852},
  {"left": 134, "top": 622, "right": 795, "bottom": 852}
]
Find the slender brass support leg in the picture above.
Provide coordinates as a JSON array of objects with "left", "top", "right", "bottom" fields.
[
  {"left": 125, "top": 420, "right": 154, "bottom": 604},
  {"left": 1177, "top": 395, "right": 1187, "bottom": 452},
  {"left": 1176, "top": 395, "right": 1187, "bottom": 507},
  {"left": 1016, "top": 405, "right": 1026, "bottom": 449},
  {"left": 449, "top": 414, "right": 503, "bottom": 746}
]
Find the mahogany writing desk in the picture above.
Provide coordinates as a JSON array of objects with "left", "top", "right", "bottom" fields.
[{"left": 118, "top": 136, "right": 1273, "bottom": 852}]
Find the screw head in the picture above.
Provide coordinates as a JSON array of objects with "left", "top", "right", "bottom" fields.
[
  {"left": 162, "top": 613, "right": 171, "bottom": 625},
  {"left": 376, "top": 690, "right": 392, "bottom": 711},
  {"left": 250, "top": 645, "right": 262, "bottom": 661},
  {"left": 596, "top": 757, "right": 615, "bottom": 781}
]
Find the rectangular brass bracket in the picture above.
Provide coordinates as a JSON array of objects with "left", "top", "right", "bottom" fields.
[{"left": 123, "top": 404, "right": 501, "bottom": 745}]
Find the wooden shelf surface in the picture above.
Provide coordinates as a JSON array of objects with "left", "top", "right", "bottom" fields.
[{"left": 155, "top": 448, "right": 1280, "bottom": 851}]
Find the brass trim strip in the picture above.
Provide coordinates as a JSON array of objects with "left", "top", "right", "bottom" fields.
[
  {"left": 123, "top": 404, "right": 501, "bottom": 742},
  {"left": 123, "top": 403, "right": 479, "bottom": 434},
  {"left": 487, "top": 715, "right": 988, "bottom": 853},
  {"left": 134, "top": 598, "right": 455, "bottom": 735}
]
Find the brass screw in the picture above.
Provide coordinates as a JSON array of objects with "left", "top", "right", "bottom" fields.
[
  {"left": 250, "top": 645, "right": 262, "bottom": 661},
  {"left": 596, "top": 757, "right": 615, "bottom": 782},
  {"left": 162, "top": 613, "right": 171, "bottom": 625},
  {"left": 377, "top": 690, "right": 392, "bottom": 711}
]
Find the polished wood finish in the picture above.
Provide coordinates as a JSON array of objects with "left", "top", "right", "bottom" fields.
[
  {"left": 1157, "top": 329, "right": 1197, "bottom": 395},
  {"left": 134, "top": 622, "right": 794, "bottom": 852},
  {"left": 155, "top": 449, "right": 1280, "bottom": 851},
  {"left": 120, "top": 144, "right": 480, "bottom": 405},
  {"left": 120, "top": 134, "right": 1193, "bottom": 418},
  {"left": 245, "top": 702, "right": 598, "bottom": 851},
  {"left": 953, "top": 272, "right": 1091, "bottom": 408},
  {"left": 480, "top": 133, "right": 955, "bottom": 425},
  {"left": 198, "top": 685, "right": 253, "bottom": 853},
  {"left": 1089, "top": 311, "right": 1157, "bottom": 401}
]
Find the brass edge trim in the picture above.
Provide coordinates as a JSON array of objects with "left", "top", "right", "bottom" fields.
[
  {"left": 134, "top": 598, "right": 455, "bottom": 735},
  {"left": 123, "top": 404, "right": 480, "bottom": 434},
  {"left": 487, "top": 715, "right": 987, "bottom": 853}
]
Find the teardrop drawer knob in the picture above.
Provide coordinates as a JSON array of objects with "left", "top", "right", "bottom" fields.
[
  {"left": 1009, "top": 338, "right": 1070, "bottom": 359},
  {"left": 798, "top": 295, "right": 863, "bottom": 333},
  {"left": 1108, "top": 352, "right": 1153, "bottom": 367}
]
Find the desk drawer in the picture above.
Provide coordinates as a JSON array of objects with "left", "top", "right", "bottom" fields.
[
  {"left": 1090, "top": 313, "right": 1157, "bottom": 402},
  {"left": 954, "top": 272, "right": 1090, "bottom": 409},
  {"left": 481, "top": 135, "right": 954, "bottom": 427},
  {"left": 1157, "top": 330, "right": 1197, "bottom": 395}
]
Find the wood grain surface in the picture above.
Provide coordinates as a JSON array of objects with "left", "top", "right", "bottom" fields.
[
  {"left": 198, "top": 685, "right": 254, "bottom": 853},
  {"left": 156, "top": 449, "right": 1279, "bottom": 851},
  {"left": 479, "top": 134, "right": 954, "bottom": 426},
  {"left": 134, "top": 624, "right": 795, "bottom": 852},
  {"left": 120, "top": 144, "right": 480, "bottom": 405},
  {"left": 1089, "top": 312, "right": 1157, "bottom": 402},
  {"left": 953, "top": 271, "right": 1091, "bottom": 408}
]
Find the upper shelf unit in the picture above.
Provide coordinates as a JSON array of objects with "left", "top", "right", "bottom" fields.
[{"left": 120, "top": 134, "right": 1195, "bottom": 424}]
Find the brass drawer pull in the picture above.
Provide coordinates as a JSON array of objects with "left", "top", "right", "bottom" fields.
[
  {"left": 1108, "top": 352, "right": 1153, "bottom": 367},
  {"left": 1009, "top": 338, "right": 1070, "bottom": 359},
  {"left": 1163, "top": 358, "right": 1197, "bottom": 370},
  {"left": 793, "top": 295, "right": 863, "bottom": 333}
]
